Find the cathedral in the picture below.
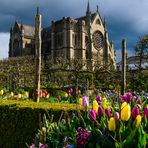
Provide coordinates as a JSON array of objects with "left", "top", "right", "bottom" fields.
[{"left": 9, "top": 1, "right": 116, "bottom": 68}]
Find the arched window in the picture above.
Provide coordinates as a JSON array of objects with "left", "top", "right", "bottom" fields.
[{"left": 96, "top": 19, "right": 101, "bottom": 25}]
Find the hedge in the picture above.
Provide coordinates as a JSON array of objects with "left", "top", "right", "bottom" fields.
[{"left": 0, "top": 100, "right": 83, "bottom": 148}]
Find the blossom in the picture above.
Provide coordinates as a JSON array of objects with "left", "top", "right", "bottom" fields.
[
  {"left": 64, "top": 93, "right": 68, "bottom": 98},
  {"left": 114, "top": 112, "right": 119, "bottom": 121},
  {"left": 135, "top": 115, "right": 142, "bottom": 127},
  {"left": 93, "top": 100, "right": 99, "bottom": 113},
  {"left": 0, "top": 89, "right": 4, "bottom": 95},
  {"left": 121, "top": 92, "right": 132, "bottom": 103},
  {"left": 79, "top": 98, "right": 83, "bottom": 105},
  {"left": 98, "top": 106, "right": 103, "bottom": 116},
  {"left": 131, "top": 106, "right": 139, "bottom": 119},
  {"left": 57, "top": 95, "right": 61, "bottom": 100},
  {"left": 96, "top": 96, "right": 102, "bottom": 103},
  {"left": 9, "top": 92, "right": 14, "bottom": 97},
  {"left": 76, "top": 127, "right": 90, "bottom": 146},
  {"left": 23, "top": 91, "right": 29, "bottom": 98},
  {"left": 108, "top": 117, "right": 116, "bottom": 131},
  {"left": 88, "top": 110, "right": 96, "bottom": 121},
  {"left": 121, "top": 102, "right": 131, "bottom": 121},
  {"left": 68, "top": 88, "right": 73, "bottom": 94},
  {"left": 65, "top": 144, "right": 74, "bottom": 148},
  {"left": 143, "top": 106, "right": 148, "bottom": 119},
  {"left": 103, "top": 97, "right": 107, "bottom": 102},
  {"left": 136, "top": 99, "right": 142, "bottom": 105},
  {"left": 17, "top": 94, "right": 22, "bottom": 99},
  {"left": 82, "top": 96, "right": 89, "bottom": 107},
  {"left": 105, "top": 108, "right": 111, "bottom": 118}
]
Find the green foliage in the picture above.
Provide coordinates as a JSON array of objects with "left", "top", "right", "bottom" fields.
[{"left": 0, "top": 100, "right": 81, "bottom": 148}]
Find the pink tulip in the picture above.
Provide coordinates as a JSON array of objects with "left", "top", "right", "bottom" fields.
[
  {"left": 136, "top": 99, "right": 142, "bottom": 105},
  {"left": 131, "top": 106, "right": 139, "bottom": 119},
  {"left": 96, "top": 96, "right": 102, "bottom": 104},
  {"left": 89, "top": 110, "right": 96, "bottom": 121},
  {"left": 98, "top": 106, "right": 103, "bottom": 116},
  {"left": 82, "top": 96, "right": 89, "bottom": 107},
  {"left": 144, "top": 107, "right": 148, "bottom": 119},
  {"left": 114, "top": 112, "right": 119, "bottom": 121},
  {"left": 105, "top": 108, "right": 111, "bottom": 118}
]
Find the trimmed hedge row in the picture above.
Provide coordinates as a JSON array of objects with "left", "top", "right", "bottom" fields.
[{"left": 0, "top": 100, "right": 82, "bottom": 148}]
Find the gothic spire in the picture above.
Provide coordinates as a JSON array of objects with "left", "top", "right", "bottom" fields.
[
  {"left": 36, "top": 7, "right": 39, "bottom": 16},
  {"left": 86, "top": 0, "right": 91, "bottom": 16}
]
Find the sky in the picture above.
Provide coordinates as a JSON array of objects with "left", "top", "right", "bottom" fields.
[{"left": 0, "top": 0, "right": 148, "bottom": 61}]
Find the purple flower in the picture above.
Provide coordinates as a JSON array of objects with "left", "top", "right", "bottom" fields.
[
  {"left": 131, "top": 106, "right": 139, "bottom": 119},
  {"left": 121, "top": 92, "right": 132, "bottom": 103},
  {"left": 76, "top": 127, "right": 90, "bottom": 146},
  {"left": 144, "top": 107, "right": 148, "bottom": 119},
  {"left": 29, "top": 144, "right": 35, "bottom": 148},
  {"left": 82, "top": 96, "right": 89, "bottom": 107},
  {"left": 39, "top": 143, "right": 48, "bottom": 148},
  {"left": 96, "top": 96, "right": 102, "bottom": 104},
  {"left": 136, "top": 99, "right": 142, "bottom": 105},
  {"left": 114, "top": 112, "right": 119, "bottom": 120},
  {"left": 132, "top": 96, "right": 137, "bottom": 100},
  {"left": 88, "top": 110, "right": 96, "bottom": 121},
  {"left": 98, "top": 106, "right": 103, "bottom": 116},
  {"left": 105, "top": 109, "right": 111, "bottom": 118}
]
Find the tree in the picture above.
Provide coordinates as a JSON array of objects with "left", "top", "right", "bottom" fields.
[{"left": 135, "top": 34, "right": 148, "bottom": 71}]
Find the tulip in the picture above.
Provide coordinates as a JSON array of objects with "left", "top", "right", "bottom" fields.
[
  {"left": 136, "top": 99, "right": 142, "bottom": 105},
  {"left": 114, "top": 112, "right": 119, "bottom": 121},
  {"left": 131, "top": 106, "right": 139, "bottom": 119},
  {"left": 98, "top": 106, "right": 103, "bottom": 116},
  {"left": 0, "top": 89, "right": 4, "bottom": 95},
  {"left": 17, "top": 94, "right": 21, "bottom": 99},
  {"left": 82, "top": 96, "right": 89, "bottom": 107},
  {"left": 93, "top": 100, "right": 99, "bottom": 113},
  {"left": 79, "top": 98, "right": 83, "bottom": 105},
  {"left": 9, "top": 92, "right": 14, "bottom": 97},
  {"left": 64, "top": 93, "right": 68, "bottom": 98},
  {"left": 24, "top": 91, "right": 29, "bottom": 98},
  {"left": 96, "top": 96, "right": 102, "bottom": 103},
  {"left": 103, "top": 97, "right": 107, "bottom": 102},
  {"left": 89, "top": 110, "right": 96, "bottom": 121},
  {"left": 46, "top": 94, "right": 50, "bottom": 99},
  {"left": 135, "top": 115, "right": 142, "bottom": 127},
  {"left": 105, "top": 108, "right": 111, "bottom": 118},
  {"left": 121, "top": 102, "right": 131, "bottom": 121},
  {"left": 57, "top": 95, "right": 61, "bottom": 100},
  {"left": 143, "top": 106, "right": 148, "bottom": 119},
  {"left": 108, "top": 117, "right": 116, "bottom": 131},
  {"left": 132, "top": 96, "right": 137, "bottom": 100}
]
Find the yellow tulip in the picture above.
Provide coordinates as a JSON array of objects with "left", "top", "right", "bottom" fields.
[
  {"left": 79, "top": 98, "right": 83, "bottom": 105},
  {"left": 64, "top": 93, "right": 68, "bottom": 98},
  {"left": 0, "top": 89, "right": 4, "bottom": 95},
  {"left": 24, "top": 91, "right": 29, "bottom": 98},
  {"left": 102, "top": 102, "right": 108, "bottom": 109},
  {"left": 108, "top": 117, "right": 116, "bottom": 131},
  {"left": 46, "top": 94, "right": 50, "bottom": 99},
  {"left": 121, "top": 102, "right": 131, "bottom": 121},
  {"left": 135, "top": 115, "right": 142, "bottom": 127},
  {"left": 93, "top": 100, "right": 99, "bottom": 113},
  {"left": 17, "top": 94, "right": 22, "bottom": 99},
  {"left": 9, "top": 92, "right": 14, "bottom": 97},
  {"left": 103, "top": 97, "right": 107, "bottom": 102}
]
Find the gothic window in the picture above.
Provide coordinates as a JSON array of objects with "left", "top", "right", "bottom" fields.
[
  {"left": 72, "top": 33, "right": 78, "bottom": 47},
  {"left": 92, "top": 31, "right": 104, "bottom": 50},
  {"left": 96, "top": 19, "right": 101, "bottom": 25}
]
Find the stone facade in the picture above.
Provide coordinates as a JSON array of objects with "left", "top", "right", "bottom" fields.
[{"left": 9, "top": 1, "right": 116, "bottom": 68}]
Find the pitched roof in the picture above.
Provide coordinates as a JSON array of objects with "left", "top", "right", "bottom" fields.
[{"left": 17, "top": 23, "right": 35, "bottom": 37}]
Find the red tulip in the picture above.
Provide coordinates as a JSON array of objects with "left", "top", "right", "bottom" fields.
[{"left": 57, "top": 95, "right": 61, "bottom": 100}]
